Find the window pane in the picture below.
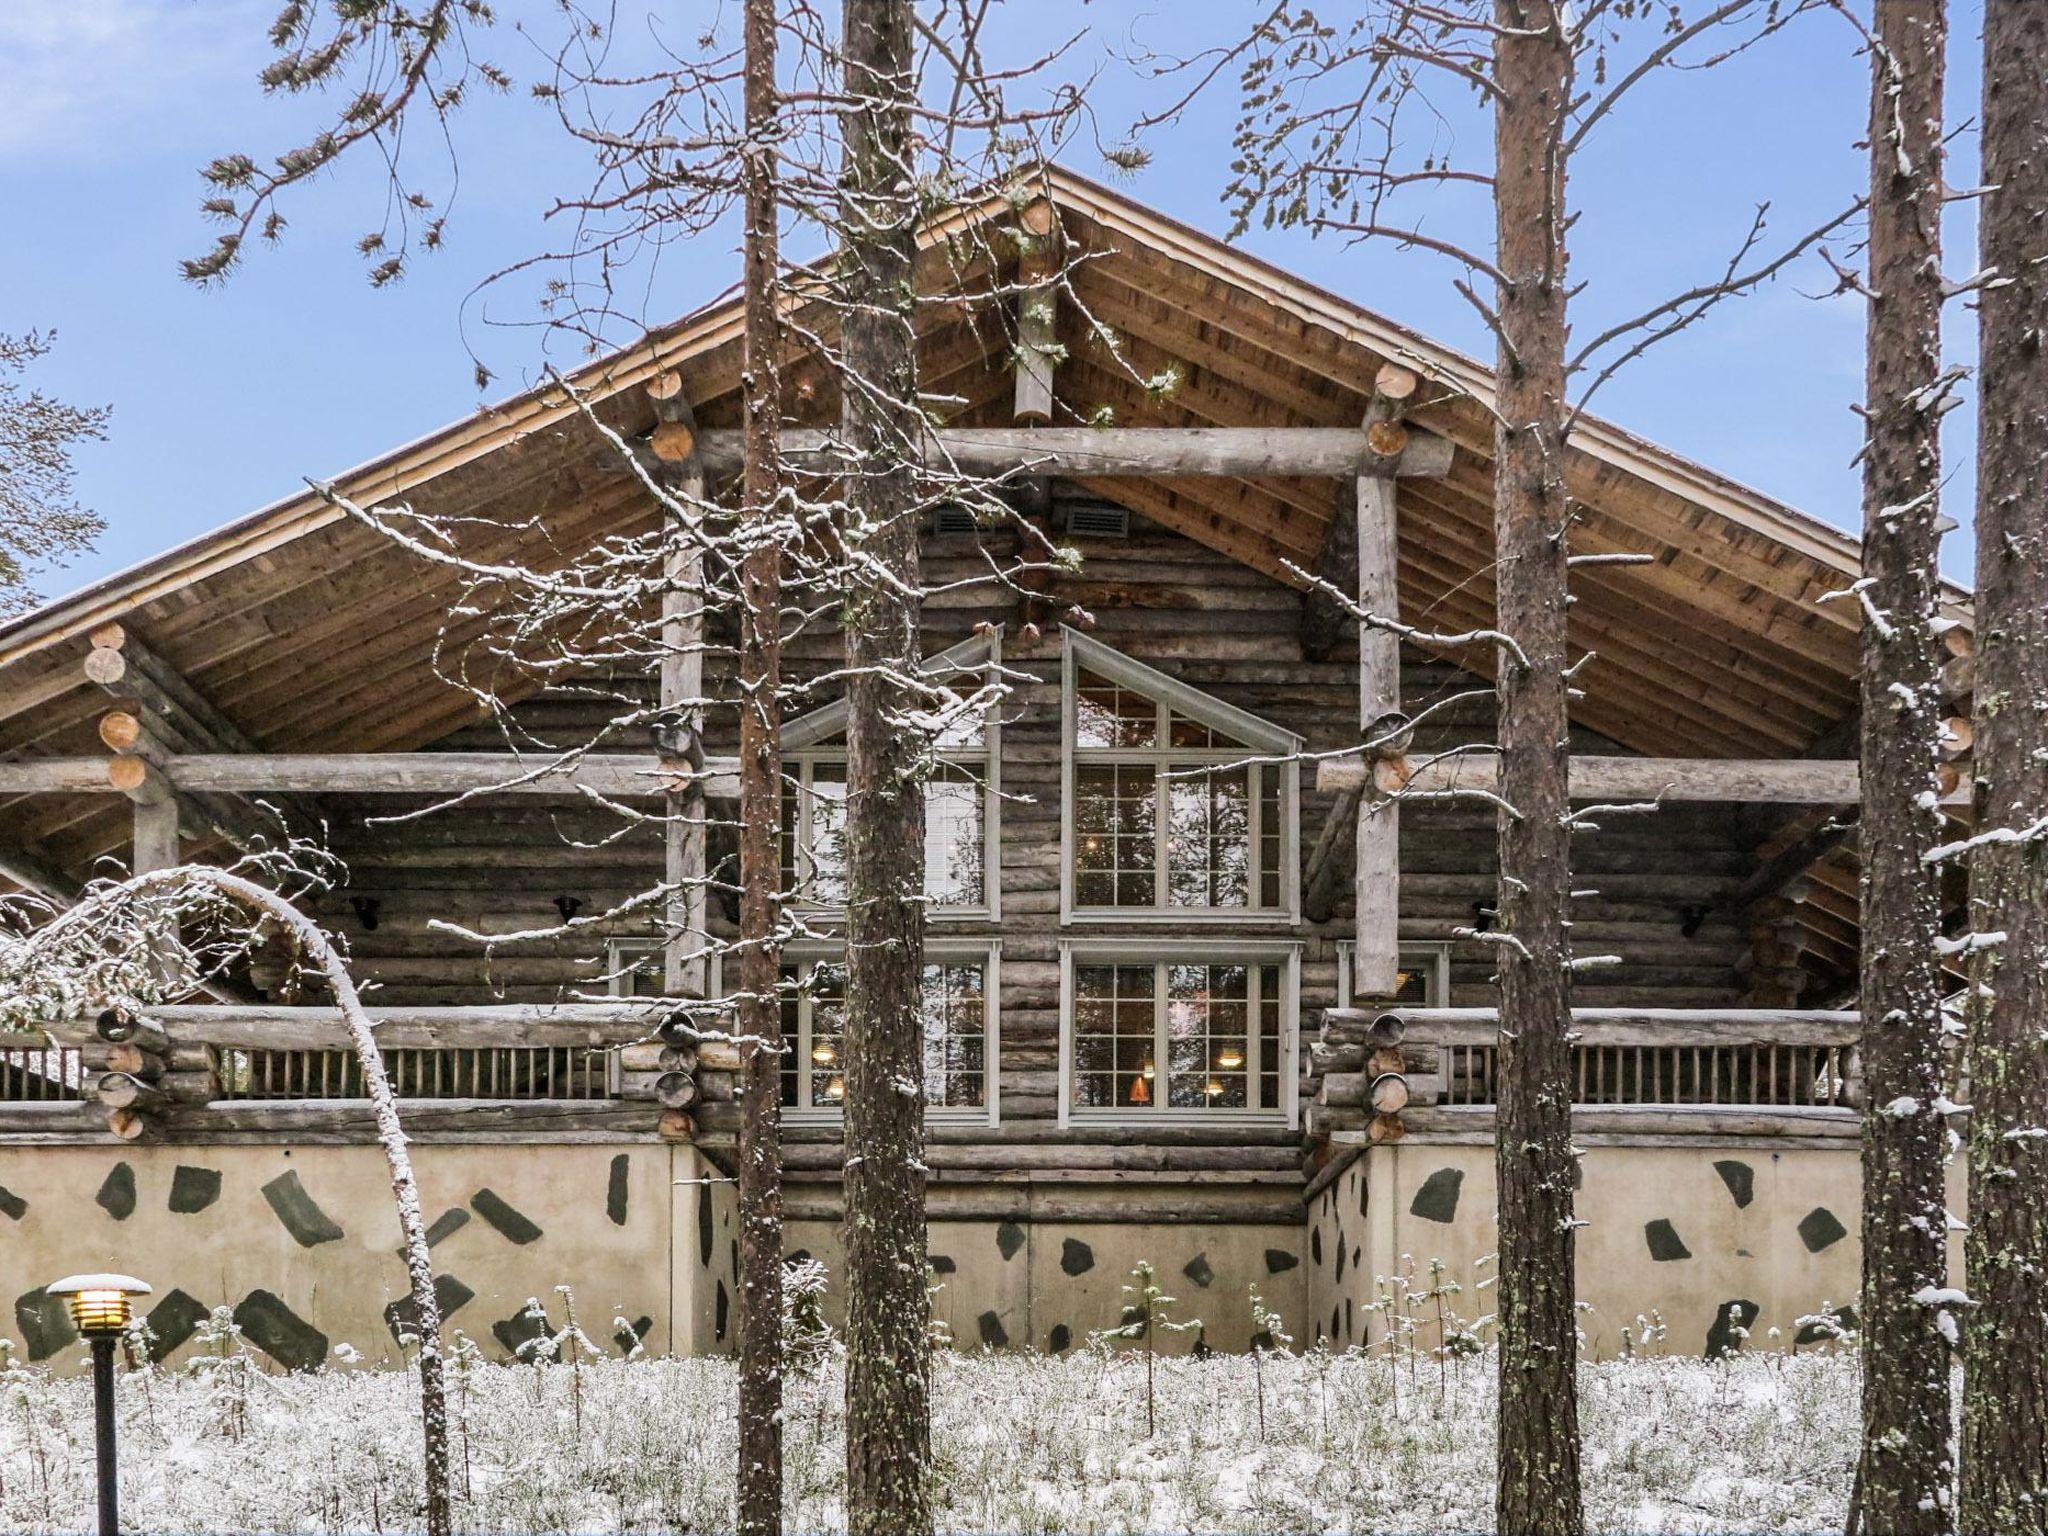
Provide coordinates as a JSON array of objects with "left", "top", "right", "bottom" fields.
[
  {"left": 921, "top": 959, "right": 987, "bottom": 1109},
  {"left": 1258, "top": 766, "right": 1282, "bottom": 910},
  {"left": 779, "top": 964, "right": 802, "bottom": 1108},
  {"left": 1075, "top": 669, "right": 1158, "bottom": 748},
  {"left": 1071, "top": 962, "right": 1156, "bottom": 1109},
  {"left": 926, "top": 763, "right": 985, "bottom": 907},
  {"left": 1165, "top": 962, "right": 1250, "bottom": 1109},
  {"left": 807, "top": 962, "right": 847, "bottom": 1108},
  {"left": 1166, "top": 770, "right": 1249, "bottom": 908},
  {"left": 1075, "top": 763, "right": 1156, "bottom": 907},
  {"left": 1258, "top": 964, "right": 1282, "bottom": 1111},
  {"left": 788, "top": 762, "right": 849, "bottom": 905}
]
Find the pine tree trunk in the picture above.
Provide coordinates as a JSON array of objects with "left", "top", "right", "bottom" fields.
[
  {"left": 1959, "top": 3, "right": 2048, "bottom": 1528},
  {"left": 836, "top": 2, "right": 933, "bottom": 1532},
  {"left": 1852, "top": 4, "right": 1955, "bottom": 1532},
  {"left": 734, "top": 0, "right": 785, "bottom": 1528},
  {"left": 1489, "top": 5, "right": 1582, "bottom": 1532}
]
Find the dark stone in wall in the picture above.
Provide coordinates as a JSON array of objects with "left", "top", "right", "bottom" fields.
[
  {"left": 1798, "top": 1207, "right": 1848, "bottom": 1253},
  {"left": 1713, "top": 1159, "right": 1756, "bottom": 1209},
  {"left": 0, "top": 1184, "right": 25, "bottom": 1221},
  {"left": 1794, "top": 1304, "right": 1858, "bottom": 1345},
  {"left": 606, "top": 1154, "right": 630, "bottom": 1227},
  {"left": 1264, "top": 1248, "right": 1299, "bottom": 1274},
  {"left": 977, "top": 1310, "right": 1009, "bottom": 1348},
  {"left": 1644, "top": 1218, "right": 1693, "bottom": 1263},
  {"left": 471, "top": 1188, "right": 544, "bottom": 1245},
  {"left": 1704, "top": 1298, "right": 1761, "bottom": 1360},
  {"left": 1334, "top": 1232, "right": 1346, "bottom": 1283},
  {"left": 1048, "top": 1323, "right": 1072, "bottom": 1353},
  {"left": 385, "top": 1274, "right": 476, "bottom": 1348},
  {"left": 168, "top": 1165, "right": 222, "bottom": 1214},
  {"left": 1191, "top": 1328, "right": 1212, "bottom": 1359},
  {"left": 1330, "top": 1304, "right": 1340, "bottom": 1340},
  {"left": 494, "top": 1300, "right": 552, "bottom": 1362},
  {"left": 1409, "top": 1167, "right": 1464, "bottom": 1224},
  {"left": 697, "top": 1184, "right": 714, "bottom": 1267},
  {"left": 1359, "top": 1170, "right": 1369, "bottom": 1219},
  {"left": 15, "top": 1287, "right": 75, "bottom": 1361},
  {"left": 96, "top": 1162, "right": 137, "bottom": 1220},
  {"left": 1311, "top": 1227, "right": 1323, "bottom": 1265},
  {"left": 422, "top": 1207, "right": 471, "bottom": 1248},
  {"left": 261, "top": 1170, "right": 344, "bottom": 1247},
  {"left": 996, "top": 1220, "right": 1026, "bottom": 1260},
  {"left": 930, "top": 1254, "right": 957, "bottom": 1275},
  {"left": 145, "top": 1289, "right": 210, "bottom": 1363},
  {"left": 235, "top": 1290, "right": 330, "bottom": 1371},
  {"left": 615, "top": 1315, "right": 653, "bottom": 1354},
  {"left": 715, "top": 1280, "right": 729, "bottom": 1343},
  {"left": 1060, "top": 1238, "right": 1094, "bottom": 1276},
  {"left": 1182, "top": 1252, "right": 1214, "bottom": 1289}
]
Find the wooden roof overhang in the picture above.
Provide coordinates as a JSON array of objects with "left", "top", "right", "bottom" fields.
[{"left": 0, "top": 169, "right": 1970, "bottom": 953}]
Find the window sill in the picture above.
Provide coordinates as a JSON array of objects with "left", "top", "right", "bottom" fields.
[{"left": 784, "top": 1106, "right": 996, "bottom": 1127}]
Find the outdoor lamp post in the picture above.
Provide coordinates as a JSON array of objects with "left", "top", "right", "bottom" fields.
[{"left": 47, "top": 1273, "right": 151, "bottom": 1536}]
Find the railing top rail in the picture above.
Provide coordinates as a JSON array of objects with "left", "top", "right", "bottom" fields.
[
  {"left": 24, "top": 1002, "right": 707, "bottom": 1051},
  {"left": 1321, "top": 1006, "right": 1862, "bottom": 1049}
]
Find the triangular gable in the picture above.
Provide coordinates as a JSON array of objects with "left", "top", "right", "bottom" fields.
[{"left": 1061, "top": 626, "right": 1300, "bottom": 757}]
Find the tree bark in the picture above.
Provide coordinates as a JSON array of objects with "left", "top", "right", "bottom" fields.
[
  {"left": 1852, "top": 5, "right": 1955, "bottom": 1533},
  {"left": 1960, "top": 3, "right": 2048, "bottom": 1528},
  {"left": 836, "top": 2, "right": 933, "bottom": 1533},
  {"left": 1488, "top": 5, "right": 1582, "bottom": 1532},
  {"left": 734, "top": 0, "right": 785, "bottom": 1530}
]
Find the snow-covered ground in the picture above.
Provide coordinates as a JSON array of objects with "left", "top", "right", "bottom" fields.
[{"left": 0, "top": 1343, "right": 1856, "bottom": 1533}]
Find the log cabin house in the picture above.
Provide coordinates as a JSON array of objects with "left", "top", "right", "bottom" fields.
[{"left": 0, "top": 171, "right": 1974, "bottom": 1371}]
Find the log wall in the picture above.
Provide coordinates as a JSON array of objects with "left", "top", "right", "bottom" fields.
[{"left": 306, "top": 508, "right": 1759, "bottom": 1128}]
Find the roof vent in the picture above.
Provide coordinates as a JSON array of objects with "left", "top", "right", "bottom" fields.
[
  {"left": 1066, "top": 503, "right": 1129, "bottom": 539},
  {"left": 931, "top": 504, "right": 979, "bottom": 536}
]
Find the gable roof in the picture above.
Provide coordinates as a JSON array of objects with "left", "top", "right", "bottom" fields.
[{"left": 0, "top": 167, "right": 1961, "bottom": 903}]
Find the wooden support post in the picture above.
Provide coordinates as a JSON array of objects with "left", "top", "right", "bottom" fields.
[
  {"left": 649, "top": 373, "right": 709, "bottom": 1000},
  {"left": 1352, "top": 363, "right": 1419, "bottom": 999},
  {"left": 1013, "top": 200, "right": 1060, "bottom": 426}
]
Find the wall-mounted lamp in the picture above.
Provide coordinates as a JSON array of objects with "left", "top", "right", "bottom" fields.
[
  {"left": 349, "top": 895, "right": 382, "bottom": 932},
  {"left": 554, "top": 895, "right": 585, "bottom": 922},
  {"left": 48, "top": 1273, "right": 152, "bottom": 1536}
]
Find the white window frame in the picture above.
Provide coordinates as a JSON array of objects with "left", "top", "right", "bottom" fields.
[
  {"left": 1060, "top": 627, "right": 1302, "bottom": 925},
  {"left": 1057, "top": 938, "right": 1302, "bottom": 1129},
  {"left": 1336, "top": 941, "right": 1452, "bottom": 1009},
  {"left": 784, "top": 628, "right": 1003, "bottom": 923},
  {"left": 781, "top": 938, "right": 1001, "bottom": 1128}
]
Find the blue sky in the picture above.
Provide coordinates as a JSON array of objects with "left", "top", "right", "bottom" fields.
[{"left": 1, "top": 0, "right": 1985, "bottom": 606}]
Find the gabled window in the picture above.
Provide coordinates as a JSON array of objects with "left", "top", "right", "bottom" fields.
[
  {"left": 781, "top": 941, "right": 999, "bottom": 1124},
  {"left": 1061, "top": 628, "right": 1301, "bottom": 923},
  {"left": 783, "top": 630, "right": 1002, "bottom": 919},
  {"left": 1058, "top": 940, "right": 1301, "bottom": 1126}
]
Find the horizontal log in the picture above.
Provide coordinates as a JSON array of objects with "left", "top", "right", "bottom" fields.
[
  {"left": 1316, "top": 753, "right": 1971, "bottom": 806},
  {"left": 1324, "top": 1006, "right": 1862, "bottom": 1049},
  {"left": 1393, "top": 1103, "right": 1862, "bottom": 1140},
  {"left": 0, "top": 754, "right": 740, "bottom": 800},
  {"left": 42, "top": 1003, "right": 670, "bottom": 1051},
  {"left": 694, "top": 426, "right": 1456, "bottom": 480}
]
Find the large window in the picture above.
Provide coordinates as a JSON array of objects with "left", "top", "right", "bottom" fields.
[
  {"left": 782, "top": 944, "right": 998, "bottom": 1123},
  {"left": 1060, "top": 942, "right": 1300, "bottom": 1125},
  {"left": 784, "top": 631, "right": 1001, "bottom": 918},
  {"left": 1062, "top": 629, "right": 1299, "bottom": 923}
]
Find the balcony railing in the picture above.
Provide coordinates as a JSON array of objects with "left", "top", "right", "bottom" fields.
[{"left": 1306, "top": 1007, "right": 1865, "bottom": 1140}]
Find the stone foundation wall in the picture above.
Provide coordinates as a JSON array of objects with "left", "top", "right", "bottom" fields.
[
  {"left": 1306, "top": 1142, "right": 1964, "bottom": 1361},
  {"left": 0, "top": 1144, "right": 735, "bottom": 1372}
]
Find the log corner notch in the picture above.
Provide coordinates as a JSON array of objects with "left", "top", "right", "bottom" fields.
[{"left": 1303, "top": 1008, "right": 1441, "bottom": 1143}]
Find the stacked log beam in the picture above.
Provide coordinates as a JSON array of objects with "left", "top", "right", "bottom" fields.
[{"left": 87, "top": 1007, "right": 219, "bottom": 1140}]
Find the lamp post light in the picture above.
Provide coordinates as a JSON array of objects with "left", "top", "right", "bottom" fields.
[{"left": 47, "top": 1274, "right": 151, "bottom": 1536}]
